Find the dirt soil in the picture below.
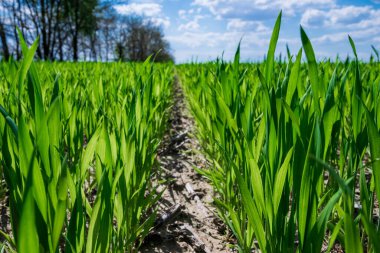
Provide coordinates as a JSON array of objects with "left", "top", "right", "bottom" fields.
[{"left": 139, "top": 78, "right": 229, "bottom": 253}]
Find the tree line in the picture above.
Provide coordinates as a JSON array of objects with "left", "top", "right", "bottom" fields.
[{"left": 0, "top": 0, "right": 173, "bottom": 62}]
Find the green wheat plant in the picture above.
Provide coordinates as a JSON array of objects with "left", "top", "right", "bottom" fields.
[
  {"left": 0, "top": 32, "right": 173, "bottom": 252},
  {"left": 180, "top": 11, "right": 380, "bottom": 253}
]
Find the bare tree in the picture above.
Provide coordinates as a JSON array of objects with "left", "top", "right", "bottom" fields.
[
  {"left": 116, "top": 16, "right": 173, "bottom": 62},
  {"left": 63, "top": 0, "right": 100, "bottom": 61},
  {"left": 0, "top": 1, "right": 174, "bottom": 62},
  {"left": 20, "top": 0, "right": 63, "bottom": 60},
  {"left": 97, "top": 4, "right": 117, "bottom": 61}
]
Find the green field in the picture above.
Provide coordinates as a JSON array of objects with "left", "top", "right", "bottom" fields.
[{"left": 1, "top": 14, "right": 380, "bottom": 253}]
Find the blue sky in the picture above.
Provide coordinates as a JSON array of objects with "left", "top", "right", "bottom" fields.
[{"left": 113, "top": 0, "right": 380, "bottom": 62}]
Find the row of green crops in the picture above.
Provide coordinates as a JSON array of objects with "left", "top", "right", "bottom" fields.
[
  {"left": 180, "top": 12, "right": 380, "bottom": 253},
  {"left": 0, "top": 34, "right": 173, "bottom": 252}
]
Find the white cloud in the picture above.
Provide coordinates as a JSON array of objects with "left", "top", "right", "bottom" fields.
[
  {"left": 178, "top": 20, "right": 200, "bottom": 31},
  {"left": 114, "top": 3, "right": 162, "bottom": 17},
  {"left": 227, "top": 19, "right": 269, "bottom": 32},
  {"left": 168, "top": 28, "right": 277, "bottom": 62},
  {"left": 178, "top": 8, "right": 204, "bottom": 20},
  {"left": 178, "top": 9, "right": 187, "bottom": 19},
  {"left": 192, "top": 0, "right": 219, "bottom": 10},
  {"left": 169, "top": 0, "right": 379, "bottom": 62},
  {"left": 150, "top": 17, "right": 170, "bottom": 28},
  {"left": 314, "top": 27, "right": 380, "bottom": 44},
  {"left": 167, "top": 30, "right": 269, "bottom": 49},
  {"left": 301, "top": 6, "right": 378, "bottom": 28},
  {"left": 300, "top": 9, "right": 325, "bottom": 27},
  {"left": 278, "top": 0, "right": 335, "bottom": 13},
  {"left": 178, "top": 15, "right": 205, "bottom": 31},
  {"left": 192, "top": 0, "right": 336, "bottom": 17},
  {"left": 113, "top": 3, "right": 170, "bottom": 28},
  {"left": 298, "top": 6, "right": 380, "bottom": 58}
]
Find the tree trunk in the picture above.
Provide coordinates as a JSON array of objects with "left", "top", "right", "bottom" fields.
[
  {"left": 58, "top": 28, "right": 63, "bottom": 61},
  {"left": 0, "top": 22, "right": 10, "bottom": 60},
  {"left": 72, "top": 0, "right": 79, "bottom": 61},
  {"left": 72, "top": 31, "right": 78, "bottom": 61}
]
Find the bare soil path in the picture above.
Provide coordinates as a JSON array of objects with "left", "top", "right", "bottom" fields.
[{"left": 139, "top": 77, "right": 228, "bottom": 253}]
